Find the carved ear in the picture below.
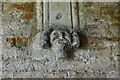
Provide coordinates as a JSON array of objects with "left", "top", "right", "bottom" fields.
[
  {"left": 40, "top": 28, "right": 54, "bottom": 49},
  {"left": 70, "top": 29, "right": 80, "bottom": 48}
]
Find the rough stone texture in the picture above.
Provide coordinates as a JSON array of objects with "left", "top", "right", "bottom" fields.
[
  {"left": 49, "top": 2, "right": 72, "bottom": 27},
  {"left": 0, "top": 1, "right": 3, "bottom": 79},
  {"left": 1, "top": 2, "right": 119, "bottom": 78}
]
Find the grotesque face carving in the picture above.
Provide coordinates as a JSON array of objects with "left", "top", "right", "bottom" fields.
[{"left": 40, "top": 27, "right": 80, "bottom": 59}]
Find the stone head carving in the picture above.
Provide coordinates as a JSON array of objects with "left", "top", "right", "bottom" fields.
[{"left": 40, "top": 27, "right": 80, "bottom": 59}]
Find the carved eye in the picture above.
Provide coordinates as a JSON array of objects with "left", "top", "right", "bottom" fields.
[
  {"left": 50, "top": 30, "right": 61, "bottom": 43},
  {"left": 53, "top": 32, "right": 59, "bottom": 37}
]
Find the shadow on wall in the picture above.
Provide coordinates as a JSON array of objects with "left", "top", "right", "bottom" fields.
[
  {"left": 79, "top": 31, "right": 88, "bottom": 49},
  {"left": 67, "top": 30, "right": 88, "bottom": 59}
]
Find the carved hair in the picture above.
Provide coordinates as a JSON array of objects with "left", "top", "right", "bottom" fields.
[{"left": 40, "top": 28, "right": 54, "bottom": 49}]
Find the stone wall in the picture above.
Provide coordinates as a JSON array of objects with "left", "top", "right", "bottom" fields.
[{"left": 1, "top": 1, "right": 119, "bottom": 78}]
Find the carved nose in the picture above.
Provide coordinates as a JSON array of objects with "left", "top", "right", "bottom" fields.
[{"left": 59, "top": 32, "right": 65, "bottom": 39}]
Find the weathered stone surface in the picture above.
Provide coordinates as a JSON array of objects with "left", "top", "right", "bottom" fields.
[
  {"left": 1, "top": 2, "right": 119, "bottom": 78},
  {"left": 49, "top": 2, "right": 72, "bottom": 27},
  {"left": 79, "top": 2, "right": 119, "bottom": 38},
  {"left": 0, "top": 1, "right": 2, "bottom": 79},
  {"left": 2, "top": 2, "right": 37, "bottom": 37},
  {"left": 5, "top": 36, "right": 29, "bottom": 48}
]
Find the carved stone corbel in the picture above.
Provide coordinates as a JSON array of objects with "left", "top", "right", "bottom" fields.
[{"left": 40, "top": 27, "right": 80, "bottom": 59}]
